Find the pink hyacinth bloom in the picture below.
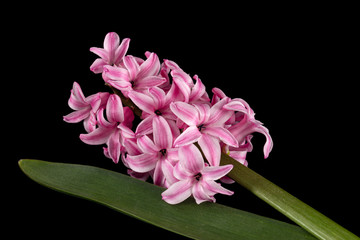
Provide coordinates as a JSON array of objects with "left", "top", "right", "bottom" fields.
[
  {"left": 170, "top": 98, "right": 238, "bottom": 166},
  {"left": 63, "top": 82, "right": 109, "bottom": 132},
  {"left": 224, "top": 98, "right": 273, "bottom": 159},
  {"left": 90, "top": 32, "right": 130, "bottom": 73},
  {"left": 127, "top": 86, "right": 178, "bottom": 135},
  {"left": 103, "top": 53, "right": 166, "bottom": 97},
  {"left": 162, "top": 144, "right": 233, "bottom": 204},
  {"left": 126, "top": 116, "right": 178, "bottom": 187},
  {"left": 79, "top": 94, "right": 134, "bottom": 163}
]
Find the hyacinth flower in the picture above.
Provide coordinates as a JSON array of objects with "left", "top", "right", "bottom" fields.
[
  {"left": 19, "top": 32, "right": 359, "bottom": 240},
  {"left": 162, "top": 144, "right": 233, "bottom": 204},
  {"left": 80, "top": 94, "right": 134, "bottom": 163},
  {"left": 103, "top": 52, "right": 166, "bottom": 98},
  {"left": 89, "top": 32, "right": 130, "bottom": 74},
  {"left": 170, "top": 99, "right": 239, "bottom": 166},
  {"left": 63, "top": 82, "right": 109, "bottom": 133},
  {"left": 224, "top": 98, "right": 273, "bottom": 159},
  {"left": 127, "top": 87, "right": 178, "bottom": 135}
]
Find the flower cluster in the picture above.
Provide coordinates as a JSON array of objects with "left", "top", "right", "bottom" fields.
[{"left": 64, "top": 32, "right": 273, "bottom": 204}]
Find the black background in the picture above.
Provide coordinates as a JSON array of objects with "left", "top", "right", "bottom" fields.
[{"left": 7, "top": 5, "right": 359, "bottom": 239}]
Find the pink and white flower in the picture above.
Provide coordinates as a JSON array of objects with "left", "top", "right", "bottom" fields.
[
  {"left": 170, "top": 98, "right": 239, "bottom": 166},
  {"left": 90, "top": 32, "right": 130, "bottom": 73},
  {"left": 128, "top": 87, "right": 178, "bottom": 135},
  {"left": 79, "top": 94, "right": 134, "bottom": 163},
  {"left": 103, "top": 53, "right": 166, "bottom": 97},
  {"left": 126, "top": 116, "right": 178, "bottom": 187},
  {"left": 64, "top": 31, "right": 274, "bottom": 205},
  {"left": 225, "top": 98, "right": 273, "bottom": 159},
  {"left": 162, "top": 144, "right": 233, "bottom": 204},
  {"left": 63, "top": 82, "right": 109, "bottom": 132}
]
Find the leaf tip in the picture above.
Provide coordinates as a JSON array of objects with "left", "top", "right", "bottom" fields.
[
  {"left": 18, "top": 159, "right": 33, "bottom": 172},
  {"left": 18, "top": 159, "right": 25, "bottom": 168}
]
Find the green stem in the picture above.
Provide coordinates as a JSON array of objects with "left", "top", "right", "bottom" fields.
[{"left": 220, "top": 153, "right": 359, "bottom": 240}]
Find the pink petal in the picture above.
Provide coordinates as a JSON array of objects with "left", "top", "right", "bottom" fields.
[
  {"left": 86, "top": 93, "right": 102, "bottom": 111},
  {"left": 193, "top": 104, "right": 210, "bottom": 125},
  {"left": 202, "top": 164, "right": 233, "bottom": 181},
  {"left": 228, "top": 119, "right": 273, "bottom": 159},
  {"left": 173, "top": 161, "right": 193, "bottom": 180},
  {"left": 127, "top": 170, "right": 149, "bottom": 182},
  {"left": 106, "top": 94, "right": 124, "bottom": 123},
  {"left": 68, "top": 82, "right": 87, "bottom": 110},
  {"left": 89, "top": 58, "right": 108, "bottom": 74},
  {"left": 122, "top": 107, "right": 135, "bottom": 128},
  {"left": 223, "top": 99, "right": 248, "bottom": 114},
  {"left": 202, "top": 180, "right": 234, "bottom": 196},
  {"left": 173, "top": 126, "right": 202, "bottom": 147},
  {"left": 171, "top": 69, "right": 192, "bottom": 102},
  {"left": 153, "top": 159, "right": 177, "bottom": 188},
  {"left": 135, "top": 75, "right": 166, "bottom": 90},
  {"left": 166, "top": 148, "right": 179, "bottom": 163},
  {"left": 178, "top": 144, "right": 204, "bottom": 174},
  {"left": 135, "top": 116, "right": 154, "bottom": 136},
  {"left": 173, "top": 77, "right": 191, "bottom": 102},
  {"left": 96, "top": 108, "right": 116, "bottom": 128},
  {"left": 170, "top": 102, "right": 199, "bottom": 126},
  {"left": 83, "top": 111, "right": 97, "bottom": 133},
  {"left": 137, "top": 52, "right": 161, "bottom": 79},
  {"left": 63, "top": 108, "right": 90, "bottom": 123},
  {"left": 229, "top": 151, "right": 249, "bottom": 167},
  {"left": 198, "top": 134, "right": 221, "bottom": 166},
  {"left": 207, "top": 98, "right": 233, "bottom": 126},
  {"left": 220, "top": 176, "right": 236, "bottom": 184},
  {"left": 122, "top": 138, "right": 141, "bottom": 156},
  {"left": 137, "top": 135, "right": 159, "bottom": 154},
  {"left": 80, "top": 126, "right": 114, "bottom": 145},
  {"left": 171, "top": 69, "right": 193, "bottom": 85},
  {"left": 189, "top": 75, "right": 206, "bottom": 102},
  {"left": 153, "top": 161, "right": 166, "bottom": 187},
  {"left": 203, "top": 126, "right": 238, "bottom": 147},
  {"left": 106, "top": 79, "right": 132, "bottom": 91},
  {"left": 255, "top": 125, "right": 273, "bottom": 159},
  {"left": 167, "top": 119, "right": 181, "bottom": 140},
  {"left": 123, "top": 55, "right": 139, "bottom": 80},
  {"left": 114, "top": 38, "right": 130, "bottom": 64},
  {"left": 161, "top": 179, "right": 193, "bottom": 205},
  {"left": 192, "top": 181, "right": 215, "bottom": 204},
  {"left": 212, "top": 87, "right": 227, "bottom": 99},
  {"left": 103, "top": 65, "right": 130, "bottom": 82},
  {"left": 118, "top": 124, "right": 135, "bottom": 140},
  {"left": 127, "top": 153, "right": 158, "bottom": 173},
  {"left": 89, "top": 47, "right": 108, "bottom": 61},
  {"left": 149, "top": 87, "right": 166, "bottom": 109},
  {"left": 103, "top": 32, "right": 120, "bottom": 57},
  {"left": 128, "top": 91, "right": 156, "bottom": 115},
  {"left": 163, "top": 59, "right": 181, "bottom": 70},
  {"left": 153, "top": 116, "right": 173, "bottom": 150},
  {"left": 161, "top": 159, "right": 177, "bottom": 186},
  {"left": 107, "top": 130, "right": 121, "bottom": 164}
]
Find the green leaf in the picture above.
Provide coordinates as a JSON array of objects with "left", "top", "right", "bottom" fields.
[
  {"left": 221, "top": 154, "right": 360, "bottom": 240},
  {"left": 19, "top": 159, "right": 316, "bottom": 240}
]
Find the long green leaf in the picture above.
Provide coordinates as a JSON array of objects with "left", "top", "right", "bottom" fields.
[
  {"left": 220, "top": 154, "right": 359, "bottom": 240},
  {"left": 19, "top": 159, "right": 316, "bottom": 240}
]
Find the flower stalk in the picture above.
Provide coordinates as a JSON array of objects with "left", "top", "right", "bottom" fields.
[{"left": 220, "top": 153, "right": 359, "bottom": 240}]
